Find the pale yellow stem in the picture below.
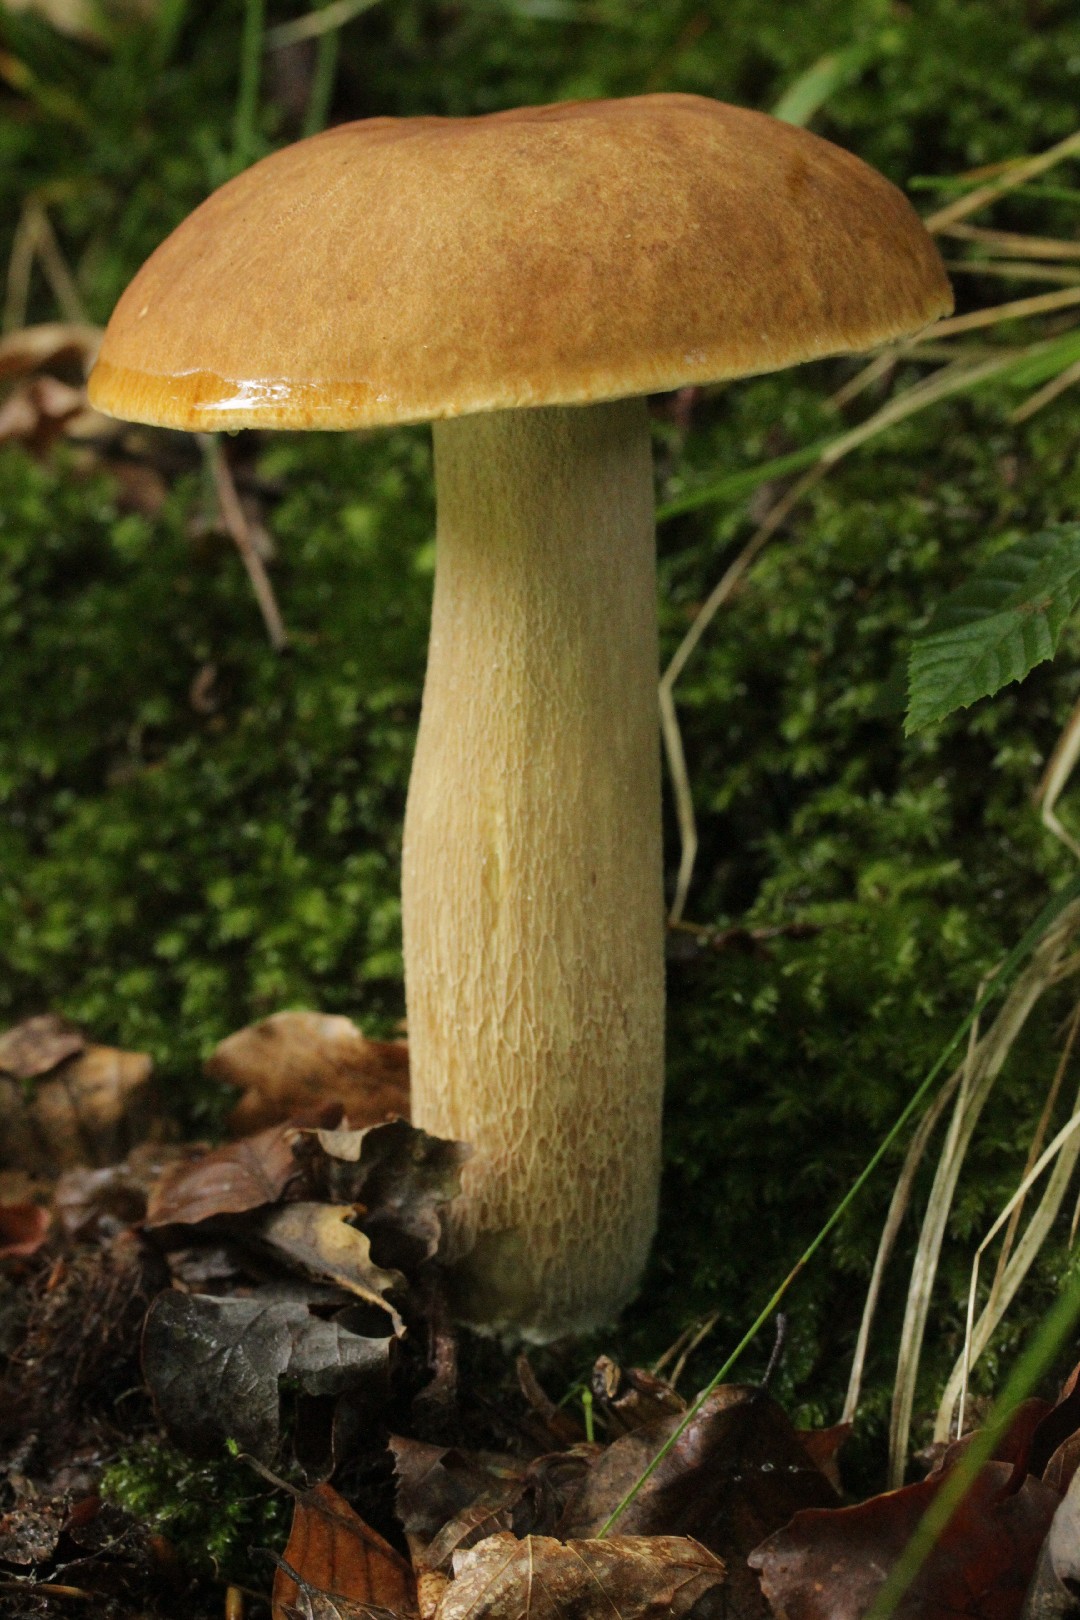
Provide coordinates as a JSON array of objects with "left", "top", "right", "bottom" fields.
[{"left": 402, "top": 400, "right": 664, "bottom": 1339}]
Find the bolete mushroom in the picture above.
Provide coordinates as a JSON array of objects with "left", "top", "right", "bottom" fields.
[{"left": 88, "top": 94, "right": 951, "bottom": 1340}]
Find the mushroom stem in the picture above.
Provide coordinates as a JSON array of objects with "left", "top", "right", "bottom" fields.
[{"left": 402, "top": 398, "right": 664, "bottom": 1339}]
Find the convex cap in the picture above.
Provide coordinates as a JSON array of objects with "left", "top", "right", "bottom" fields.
[{"left": 89, "top": 93, "right": 952, "bottom": 432}]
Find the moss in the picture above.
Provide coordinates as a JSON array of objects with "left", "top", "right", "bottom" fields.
[
  {"left": 101, "top": 1438, "right": 287, "bottom": 1584},
  {"left": 5, "top": 0, "right": 1080, "bottom": 1477}
]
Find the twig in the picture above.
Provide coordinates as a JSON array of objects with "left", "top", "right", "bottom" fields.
[
  {"left": 202, "top": 435, "right": 289, "bottom": 652},
  {"left": 761, "top": 1313, "right": 787, "bottom": 1391},
  {"left": 661, "top": 1310, "right": 719, "bottom": 1389}
]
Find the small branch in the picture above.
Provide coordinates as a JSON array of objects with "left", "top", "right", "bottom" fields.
[{"left": 202, "top": 435, "right": 289, "bottom": 652}]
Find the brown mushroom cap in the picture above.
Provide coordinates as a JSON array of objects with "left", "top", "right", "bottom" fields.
[{"left": 89, "top": 93, "right": 951, "bottom": 432}]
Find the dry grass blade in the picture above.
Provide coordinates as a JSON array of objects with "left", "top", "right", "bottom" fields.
[
  {"left": 1011, "top": 355, "right": 1080, "bottom": 423},
  {"left": 924, "top": 128, "right": 1080, "bottom": 232},
  {"left": 3, "top": 197, "right": 86, "bottom": 333},
  {"left": 929, "top": 286, "right": 1080, "bottom": 337},
  {"left": 953, "top": 1076, "right": 1080, "bottom": 1439},
  {"left": 888, "top": 904, "right": 1080, "bottom": 1485},
  {"left": 202, "top": 435, "right": 289, "bottom": 653},
  {"left": 945, "top": 260, "right": 1080, "bottom": 286},
  {"left": 1035, "top": 692, "right": 1080, "bottom": 860},
  {"left": 266, "top": 0, "right": 384, "bottom": 49},
  {"left": 986, "top": 1001, "right": 1080, "bottom": 1310},
  {"left": 939, "top": 223, "right": 1080, "bottom": 261},
  {"left": 661, "top": 466, "right": 824, "bottom": 923},
  {"left": 842, "top": 1067, "right": 963, "bottom": 1424},
  {"left": 934, "top": 1007, "right": 1080, "bottom": 1442}
]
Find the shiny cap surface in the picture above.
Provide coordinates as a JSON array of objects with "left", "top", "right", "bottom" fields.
[{"left": 89, "top": 94, "right": 952, "bottom": 431}]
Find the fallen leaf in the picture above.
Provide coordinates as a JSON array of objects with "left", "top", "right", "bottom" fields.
[
  {"left": 0, "top": 1014, "right": 84, "bottom": 1080},
  {"left": 930, "top": 1399, "right": 1053, "bottom": 1485},
  {"left": 1042, "top": 1432, "right": 1080, "bottom": 1497},
  {"left": 142, "top": 1286, "right": 395, "bottom": 1461},
  {"left": 749, "top": 1461, "right": 1059, "bottom": 1620},
  {"left": 590, "top": 1357, "right": 685, "bottom": 1436},
  {"left": 1020, "top": 1465, "right": 1080, "bottom": 1618},
  {"left": 207, "top": 1011, "right": 409, "bottom": 1135},
  {"left": 272, "top": 1483, "right": 416, "bottom": 1620},
  {"left": 145, "top": 1123, "right": 302, "bottom": 1228},
  {"left": 314, "top": 1119, "right": 469, "bottom": 1270},
  {"left": 0, "top": 1042, "right": 155, "bottom": 1173},
  {"left": 795, "top": 1423, "right": 851, "bottom": 1495},
  {"left": 560, "top": 1385, "right": 837, "bottom": 1618},
  {"left": 0, "top": 1202, "right": 50, "bottom": 1259},
  {"left": 435, "top": 1533, "right": 725, "bottom": 1620},
  {"left": 256, "top": 1203, "right": 405, "bottom": 1331}
]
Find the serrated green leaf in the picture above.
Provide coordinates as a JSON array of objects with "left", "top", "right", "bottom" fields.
[{"left": 906, "top": 524, "right": 1080, "bottom": 732}]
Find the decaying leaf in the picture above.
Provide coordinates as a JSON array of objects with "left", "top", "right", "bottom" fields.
[
  {"left": 1021, "top": 1465, "right": 1080, "bottom": 1619},
  {"left": 0, "top": 322, "right": 102, "bottom": 379},
  {"left": 207, "top": 1011, "right": 409, "bottom": 1135},
  {"left": 0, "top": 1014, "right": 85, "bottom": 1080},
  {"left": 272, "top": 1483, "right": 416, "bottom": 1620},
  {"left": 561, "top": 1385, "right": 835, "bottom": 1618},
  {"left": 256, "top": 1203, "right": 405, "bottom": 1331},
  {"left": 314, "top": 1119, "right": 469, "bottom": 1269},
  {"left": 54, "top": 1144, "right": 191, "bottom": 1240},
  {"left": 145, "top": 1123, "right": 302, "bottom": 1228},
  {"left": 0, "top": 1035, "right": 155, "bottom": 1173},
  {"left": 749, "top": 1461, "right": 1059, "bottom": 1620},
  {"left": 590, "top": 1357, "right": 685, "bottom": 1436},
  {"left": 795, "top": 1423, "right": 852, "bottom": 1495},
  {"left": 0, "top": 1201, "right": 50, "bottom": 1259},
  {"left": 435, "top": 1532, "right": 725, "bottom": 1620},
  {"left": 142, "top": 1286, "right": 395, "bottom": 1461}
]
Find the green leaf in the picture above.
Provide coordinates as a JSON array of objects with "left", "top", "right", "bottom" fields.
[{"left": 906, "top": 524, "right": 1080, "bottom": 732}]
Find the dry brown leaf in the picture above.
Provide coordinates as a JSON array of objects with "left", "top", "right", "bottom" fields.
[
  {"left": 256, "top": 1202, "right": 405, "bottom": 1331},
  {"left": 749, "top": 1461, "right": 1059, "bottom": 1620},
  {"left": 561, "top": 1385, "right": 836, "bottom": 1619},
  {"left": 0, "top": 1202, "right": 50, "bottom": 1259},
  {"left": 0, "top": 1014, "right": 84, "bottom": 1080},
  {"left": 795, "top": 1423, "right": 852, "bottom": 1495},
  {"left": 590, "top": 1356, "right": 685, "bottom": 1436},
  {"left": 273, "top": 1483, "right": 417, "bottom": 1620},
  {"left": 0, "top": 322, "right": 101, "bottom": 379},
  {"left": 145, "top": 1123, "right": 302, "bottom": 1227},
  {"left": 435, "top": 1532, "right": 725, "bottom": 1620},
  {"left": 209, "top": 1011, "right": 409, "bottom": 1135},
  {"left": 54, "top": 1143, "right": 188, "bottom": 1240},
  {"left": 313, "top": 1119, "right": 469, "bottom": 1270},
  {"left": 0, "top": 1040, "right": 155, "bottom": 1173}
]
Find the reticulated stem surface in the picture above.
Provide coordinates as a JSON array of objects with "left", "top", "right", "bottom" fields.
[{"left": 402, "top": 400, "right": 664, "bottom": 1339}]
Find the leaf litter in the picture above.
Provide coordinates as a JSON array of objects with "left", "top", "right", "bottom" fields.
[{"left": 8, "top": 1009, "right": 1080, "bottom": 1619}]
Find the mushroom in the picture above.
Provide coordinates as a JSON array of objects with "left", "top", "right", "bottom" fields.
[{"left": 88, "top": 94, "right": 952, "bottom": 1340}]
